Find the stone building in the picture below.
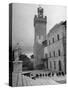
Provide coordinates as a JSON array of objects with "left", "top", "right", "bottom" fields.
[
  {"left": 42, "top": 40, "right": 48, "bottom": 70},
  {"left": 33, "top": 7, "right": 47, "bottom": 69},
  {"left": 43, "top": 21, "right": 66, "bottom": 73}
]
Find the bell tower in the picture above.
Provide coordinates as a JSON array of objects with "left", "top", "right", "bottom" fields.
[
  {"left": 38, "top": 6, "right": 43, "bottom": 18},
  {"left": 34, "top": 6, "right": 47, "bottom": 69}
]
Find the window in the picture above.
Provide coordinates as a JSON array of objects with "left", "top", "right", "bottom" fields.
[
  {"left": 53, "top": 37, "right": 54, "bottom": 43},
  {"left": 49, "top": 52, "right": 51, "bottom": 57},
  {"left": 54, "top": 61, "right": 56, "bottom": 69},
  {"left": 57, "top": 34, "right": 59, "bottom": 40},
  {"left": 49, "top": 40, "right": 50, "bottom": 45},
  {"left": 58, "top": 49, "right": 60, "bottom": 56},
  {"left": 59, "top": 60, "right": 62, "bottom": 71},
  {"left": 45, "top": 54, "right": 48, "bottom": 58},
  {"left": 53, "top": 51, "right": 55, "bottom": 57},
  {"left": 50, "top": 61, "right": 52, "bottom": 69}
]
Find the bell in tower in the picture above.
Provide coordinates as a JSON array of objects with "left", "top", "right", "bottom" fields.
[{"left": 38, "top": 6, "right": 43, "bottom": 18}]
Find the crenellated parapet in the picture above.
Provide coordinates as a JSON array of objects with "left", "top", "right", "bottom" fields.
[{"left": 34, "top": 15, "right": 47, "bottom": 26}]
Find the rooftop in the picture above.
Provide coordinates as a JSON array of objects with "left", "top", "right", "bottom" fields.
[{"left": 48, "top": 21, "right": 66, "bottom": 36}]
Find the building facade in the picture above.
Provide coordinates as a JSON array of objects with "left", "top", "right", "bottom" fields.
[
  {"left": 44, "top": 21, "right": 66, "bottom": 73},
  {"left": 33, "top": 7, "right": 47, "bottom": 69}
]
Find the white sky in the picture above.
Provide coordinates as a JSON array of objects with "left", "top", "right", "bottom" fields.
[{"left": 12, "top": 3, "right": 66, "bottom": 54}]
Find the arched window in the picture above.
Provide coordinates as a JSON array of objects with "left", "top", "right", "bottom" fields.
[
  {"left": 57, "top": 34, "right": 59, "bottom": 40},
  {"left": 58, "top": 49, "right": 60, "bottom": 56}
]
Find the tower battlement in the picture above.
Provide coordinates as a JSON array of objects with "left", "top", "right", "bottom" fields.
[
  {"left": 34, "top": 15, "right": 47, "bottom": 26},
  {"left": 34, "top": 7, "right": 47, "bottom": 26}
]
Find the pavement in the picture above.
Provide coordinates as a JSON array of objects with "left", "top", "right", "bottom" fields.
[
  {"left": 22, "top": 75, "right": 59, "bottom": 86},
  {"left": 51, "top": 75, "right": 66, "bottom": 84},
  {"left": 12, "top": 71, "right": 66, "bottom": 86}
]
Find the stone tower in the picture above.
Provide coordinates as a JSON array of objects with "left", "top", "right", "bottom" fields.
[{"left": 34, "top": 7, "right": 47, "bottom": 69}]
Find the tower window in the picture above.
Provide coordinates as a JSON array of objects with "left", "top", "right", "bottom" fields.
[
  {"left": 57, "top": 34, "right": 60, "bottom": 40},
  {"left": 58, "top": 49, "right": 60, "bottom": 56}
]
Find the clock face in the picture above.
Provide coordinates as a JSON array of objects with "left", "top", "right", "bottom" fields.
[{"left": 36, "top": 35, "right": 44, "bottom": 44}]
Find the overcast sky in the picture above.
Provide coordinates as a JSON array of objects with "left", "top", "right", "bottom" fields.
[{"left": 12, "top": 3, "right": 66, "bottom": 54}]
